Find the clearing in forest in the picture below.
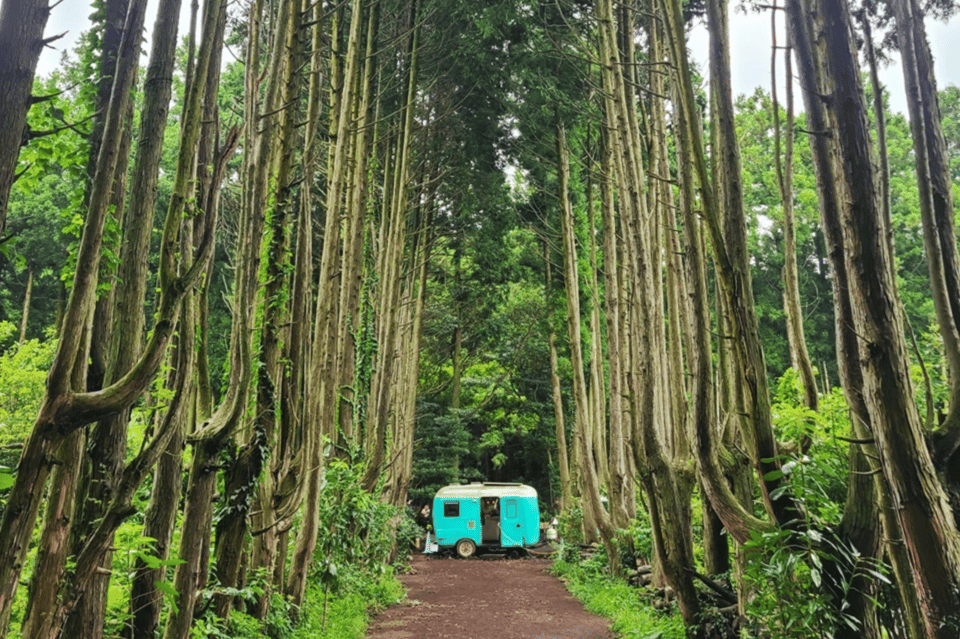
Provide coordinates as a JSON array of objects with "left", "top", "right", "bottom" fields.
[{"left": 366, "top": 554, "right": 617, "bottom": 639}]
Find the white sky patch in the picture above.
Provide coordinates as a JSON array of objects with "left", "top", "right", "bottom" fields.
[
  {"left": 37, "top": 1, "right": 960, "bottom": 116},
  {"left": 686, "top": 9, "right": 960, "bottom": 118},
  {"left": 40, "top": 0, "right": 195, "bottom": 76}
]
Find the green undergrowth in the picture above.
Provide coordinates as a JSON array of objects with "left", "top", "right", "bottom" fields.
[
  {"left": 552, "top": 552, "right": 685, "bottom": 639},
  {"left": 192, "top": 566, "right": 404, "bottom": 639},
  {"left": 288, "top": 566, "right": 404, "bottom": 639}
]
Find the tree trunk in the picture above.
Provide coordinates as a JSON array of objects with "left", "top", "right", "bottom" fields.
[
  {"left": 0, "top": 0, "right": 155, "bottom": 631},
  {"left": 557, "top": 120, "right": 620, "bottom": 570},
  {"left": 386, "top": 193, "right": 431, "bottom": 507},
  {"left": 546, "top": 237, "right": 572, "bottom": 512},
  {"left": 18, "top": 267, "right": 33, "bottom": 343},
  {"left": 599, "top": 130, "right": 632, "bottom": 529},
  {"left": 19, "top": 432, "right": 83, "bottom": 638},
  {"left": 891, "top": 0, "right": 960, "bottom": 464},
  {"left": 260, "top": 0, "right": 325, "bottom": 605},
  {"left": 364, "top": 0, "right": 417, "bottom": 493},
  {"left": 787, "top": 0, "right": 960, "bottom": 633},
  {"left": 659, "top": 0, "right": 783, "bottom": 542},
  {"left": 212, "top": 0, "right": 301, "bottom": 619},
  {"left": 0, "top": 0, "right": 50, "bottom": 231},
  {"left": 288, "top": 0, "right": 369, "bottom": 607},
  {"left": 771, "top": 9, "right": 817, "bottom": 414}
]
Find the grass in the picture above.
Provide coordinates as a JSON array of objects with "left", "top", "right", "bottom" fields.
[
  {"left": 551, "top": 554, "right": 687, "bottom": 639},
  {"left": 288, "top": 568, "right": 405, "bottom": 639}
]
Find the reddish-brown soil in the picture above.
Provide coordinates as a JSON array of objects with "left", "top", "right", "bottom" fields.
[{"left": 366, "top": 553, "right": 617, "bottom": 639}]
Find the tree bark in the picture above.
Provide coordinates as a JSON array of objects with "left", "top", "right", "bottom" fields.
[
  {"left": 288, "top": 0, "right": 369, "bottom": 607},
  {"left": 0, "top": 0, "right": 154, "bottom": 630},
  {"left": 787, "top": 0, "right": 960, "bottom": 632},
  {"left": 660, "top": 0, "right": 773, "bottom": 543},
  {"left": 212, "top": 0, "right": 301, "bottom": 619},
  {"left": 771, "top": 9, "right": 817, "bottom": 414},
  {"left": 18, "top": 267, "right": 33, "bottom": 344},
  {"left": 0, "top": 0, "right": 51, "bottom": 231},
  {"left": 19, "top": 432, "right": 83, "bottom": 638},
  {"left": 891, "top": 0, "right": 960, "bottom": 464},
  {"left": 557, "top": 120, "right": 620, "bottom": 571}
]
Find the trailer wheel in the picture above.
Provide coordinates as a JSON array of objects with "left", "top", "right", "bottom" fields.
[{"left": 455, "top": 539, "right": 476, "bottom": 558}]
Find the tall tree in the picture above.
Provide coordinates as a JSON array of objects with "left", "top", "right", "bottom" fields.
[
  {"left": 0, "top": 0, "right": 216, "bottom": 627},
  {"left": 287, "top": 0, "right": 371, "bottom": 607},
  {"left": 890, "top": 0, "right": 960, "bottom": 468},
  {"left": 771, "top": 6, "right": 818, "bottom": 414},
  {"left": 0, "top": 0, "right": 56, "bottom": 231},
  {"left": 787, "top": 0, "right": 960, "bottom": 633}
]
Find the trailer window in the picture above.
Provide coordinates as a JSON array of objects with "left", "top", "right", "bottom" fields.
[
  {"left": 444, "top": 501, "right": 460, "bottom": 518},
  {"left": 506, "top": 501, "right": 517, "bottom": 518}
]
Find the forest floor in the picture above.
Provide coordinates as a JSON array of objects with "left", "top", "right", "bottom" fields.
[{"left": 365, "top": 552, "right": 618, "bottom": 639}]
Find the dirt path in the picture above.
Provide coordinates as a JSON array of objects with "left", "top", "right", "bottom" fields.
[{"left": 366, "top": 553, "right": 617, "bottom": 639}]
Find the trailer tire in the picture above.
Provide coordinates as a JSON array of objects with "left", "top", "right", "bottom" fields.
[{"left": 455, "top": 539, "right": 476, "bottom": 558}]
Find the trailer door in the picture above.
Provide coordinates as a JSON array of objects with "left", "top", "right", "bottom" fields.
[{"left": 500, "top": 497, "right": 522, "bottom": 547}]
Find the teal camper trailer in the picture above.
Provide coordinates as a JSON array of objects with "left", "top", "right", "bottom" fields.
[{"left": 424, "top": 482, "right": 540, "bottom": 558}]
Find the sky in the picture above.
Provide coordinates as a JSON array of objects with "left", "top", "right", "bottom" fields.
[
  {"left": 687, "top": 9, "right": 960, "bottom": 116},
  {"left": 37, "top": 0, "right": 960, "bottom": 117}
]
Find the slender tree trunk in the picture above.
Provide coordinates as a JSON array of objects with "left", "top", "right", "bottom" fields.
[
  {"left": 0, "top": 0, "right": 152, "bottom": 630},
  {"left": 557, "top": 120, "right": 620, "bottom": 569},
  {"left": 386, "top": 196, "right": 431, "bottom": 507},
  {"left": 212, "top": 0, "right": 301, "bottom": 619},
  {"left": 660, "top": 0, "right": 782, "bottom": 542},
  {"left": 598, "top": 138, "right": 635, "bottom": 527},
  {"left": 771, "top": 7, "right": 817, "bottom": 414},
  {"left": 337, "top": 1, "right": 379, "bottom": 450},
  {"left": 247, "top": 0, "right": 305, "bottom": 618},
  {"left": 260, "top": 0, "right": 325, "bottom": 602},
  {"left": 891, "top": 0, "right": 960, "bottom": 463},
  {"left": 545, "top": 237, "right": 573, "bottom": 512},
  {"left": 364, "top": 0, "right": 417, "bottom": 492},
  {"left": 19, "top": 432, "right": 83, "bottom": 638},
  {"left": 287, "top": 0, "right": 369, "bottom": 607},
  {"left": 18, "top": 267, "right": 33, "bottom": 343}
]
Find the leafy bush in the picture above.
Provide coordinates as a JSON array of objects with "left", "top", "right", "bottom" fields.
[
  {"left": 556, "top": 504, "right": 584, "bottom": 545},
  {"left": 0, "top": 324, "right": 55, "bottom": 448},
  {"left": 745, "top": 374, "right": 888, "bottom": 637},
  {"left": 312, "top": 459, "right": 412, "bottom": 580},
  {"left": 0, "top": 325, "right": 56, "bottom": 514},
  {"left": 740, "top": 524, "right": 888, "bottom": 638},
  {"left": 625, "top": 515, "right": 654, "bottom": 567},
  {"left": 771, "top": 371, "right": 850, "bottom": 524}
]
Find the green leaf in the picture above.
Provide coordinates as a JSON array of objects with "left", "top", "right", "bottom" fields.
[
  {"left": 155, "top": 580, "right": 180, "bottom": 615},
  {"left": 0, "top": 470, "right": 13, "bottom": 491},
  {"left": 107, "top": 583, "right": 124, "bottom": 607},
  {"left": 137, "top": 552, "right": 163, "bottom": 569},
  {"left": 763, "top": 469, "right": 784, "bottom": 482}
]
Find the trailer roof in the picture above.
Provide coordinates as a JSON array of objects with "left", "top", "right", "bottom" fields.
[{"left": 435, "top": 482, "right": 538, "bottom": 499}]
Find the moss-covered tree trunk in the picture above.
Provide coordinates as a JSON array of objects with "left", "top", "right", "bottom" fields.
[
  {"left": 0, "top": 0, "right": 206, "bottom": 628},
  {"left": 557, "top": 121, "right": 618, "bottom": 569},
  {"left": 287, "top": 0, "right": 370, "bottom": 607}
]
